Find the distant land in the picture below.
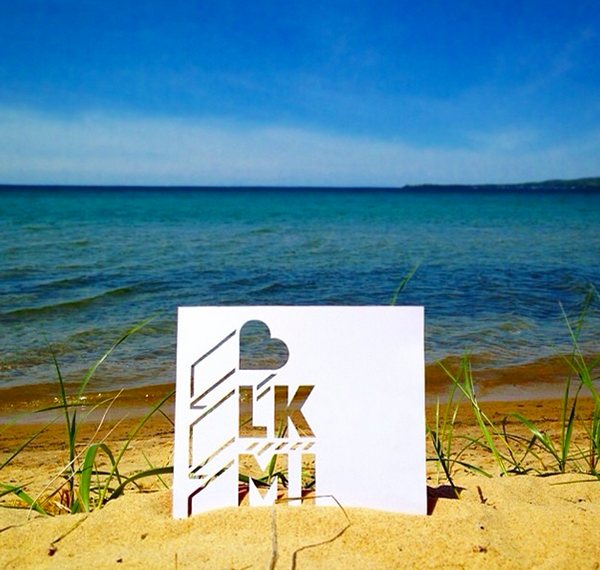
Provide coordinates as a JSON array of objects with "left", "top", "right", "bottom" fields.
[
  {"left": 0, "top": 177, "right": 599, "bottom": 191},
  {"left": 403, "top": 176, "right": 600, "bottom": 191}
]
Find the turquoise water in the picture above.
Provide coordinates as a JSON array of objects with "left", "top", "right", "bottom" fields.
[{"left": 1, "top": 186, "right": 599, "bottom": 391}]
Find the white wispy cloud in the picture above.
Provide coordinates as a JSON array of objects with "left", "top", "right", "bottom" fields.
[
  {"left": 467, "top": 126, "right": 537, "bottom": 149},
  {"left": 0, "top": 107, "right": 598, "bottom": 186}
]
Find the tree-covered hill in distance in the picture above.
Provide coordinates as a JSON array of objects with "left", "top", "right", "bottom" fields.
[{"left": 403, "top": 177, "right": 600, "bottom": 191}]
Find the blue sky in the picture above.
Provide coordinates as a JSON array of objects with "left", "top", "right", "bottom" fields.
[{"left": 1, "top": 0, "right": 599, "bottom": 186}]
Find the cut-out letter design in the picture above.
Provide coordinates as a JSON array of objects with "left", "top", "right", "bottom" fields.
[{"left": 183, "top": 320, "right": 316, "bottom": 515}]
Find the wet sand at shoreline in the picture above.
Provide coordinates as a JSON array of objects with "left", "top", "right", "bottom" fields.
[{"left": 0, "top": 354, "right": 581, "bottom": 421}]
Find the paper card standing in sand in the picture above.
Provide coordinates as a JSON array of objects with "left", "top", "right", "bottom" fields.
[{"left": 173, "top": 306, "right": 426, "bottom": 518}]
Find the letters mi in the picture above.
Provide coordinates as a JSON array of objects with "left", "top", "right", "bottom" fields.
[{"left": 186, "top": 320, "right": 316, "bottom": 514}]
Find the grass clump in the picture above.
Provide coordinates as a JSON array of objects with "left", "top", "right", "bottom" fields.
[
  {"left": 427, "top": 357, "right": 499, "bottom": 493},
  {"left": 509, "top": 287, "right": 600, "bottom": 476},
  {"left": 429, "top": 286, "right": 600, "bottom": 485},
  {"left": 0, "top": 319, "right": 173, "bottom": 515}
]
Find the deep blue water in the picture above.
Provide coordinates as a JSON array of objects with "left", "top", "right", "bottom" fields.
[{"left": 1, "top": 186, "right": 599, "bottom": 391}]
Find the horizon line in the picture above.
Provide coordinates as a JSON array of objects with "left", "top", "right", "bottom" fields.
[{"left": 1, "top": 176, "right": 599, "bottom": 193}]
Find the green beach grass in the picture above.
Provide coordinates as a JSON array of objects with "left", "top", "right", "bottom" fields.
[
  {"left": 427, "top": 285, "right": 600, "bottom": 488},
  {"left": 0, "top": 319, "right": 174, "bottom": 515}
]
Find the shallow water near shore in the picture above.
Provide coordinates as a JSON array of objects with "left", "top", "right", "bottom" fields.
[{"left": 1, "top": 185, "right": 599, "bottom": 397}]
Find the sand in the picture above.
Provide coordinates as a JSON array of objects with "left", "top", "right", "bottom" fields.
[{"left": 2, "top": 390, "right": 600, "bottom": 569}]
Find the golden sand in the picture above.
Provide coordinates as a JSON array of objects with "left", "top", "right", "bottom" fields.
[{"left": 1, "top": 372, "right": 599, "bottom": 569}]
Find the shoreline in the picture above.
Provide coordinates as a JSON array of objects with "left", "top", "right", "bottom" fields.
[{"left": 0, "top": 353, "right": 585, "bottom": 422}]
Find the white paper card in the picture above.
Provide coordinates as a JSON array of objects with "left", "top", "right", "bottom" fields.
[{"left": 173, "top": 306, "right": 426, "bottom": 518}]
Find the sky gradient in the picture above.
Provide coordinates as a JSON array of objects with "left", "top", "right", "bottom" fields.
[{"left": 1, "top": 1, "right": 599, "bottom": 186}]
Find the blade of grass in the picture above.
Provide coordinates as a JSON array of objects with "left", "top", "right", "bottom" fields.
[
  {"left": 0, "top": 417, "right": 58, "bottom": 472},
  {"left": 110, "top": 466, "right": 173, "bottom": 500},
  {"left": 141, "top": 450, "right": 170, "bottom": 489},
  {"left": 99, "top": 388, "right": 175, "bottom": 505},
  {"left": 0, "top": 483, "right": 48, "bottom": 515},
  {"left": 439, "top": 356, "right": 511, "bottom": 475},
  {"left": 389, "top": 264, "right": 419, "bottom": 306},
  {"left": 77, "top": 317, "right": 155, "bottom": 398},
  {"left": 79, "top": 443, "right": 119, "bottom": 512}
]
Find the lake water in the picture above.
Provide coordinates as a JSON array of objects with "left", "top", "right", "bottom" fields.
[{"left": 1, "top": 186, "right": 599, "bottom": 393}]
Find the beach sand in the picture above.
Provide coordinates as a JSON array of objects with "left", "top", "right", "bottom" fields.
[{"left": 2, "top": 376, "right": 600, "bottom": 569}]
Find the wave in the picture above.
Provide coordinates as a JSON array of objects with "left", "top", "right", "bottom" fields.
[{"left": 1, "top": 284, "right": 139, "bottom": 320}]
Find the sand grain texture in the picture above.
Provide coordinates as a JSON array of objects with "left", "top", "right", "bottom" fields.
[{"left": 2, "top": 474, "right": 600, "bottom": 569}]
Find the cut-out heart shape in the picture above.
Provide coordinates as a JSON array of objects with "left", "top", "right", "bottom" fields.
[{"left": 239, "top": 320, "right": 289, "bottom": 370}]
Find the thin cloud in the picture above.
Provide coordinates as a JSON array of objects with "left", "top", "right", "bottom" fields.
[{"left": 0, "top": 107, "right": 598, "bottom": 186}]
